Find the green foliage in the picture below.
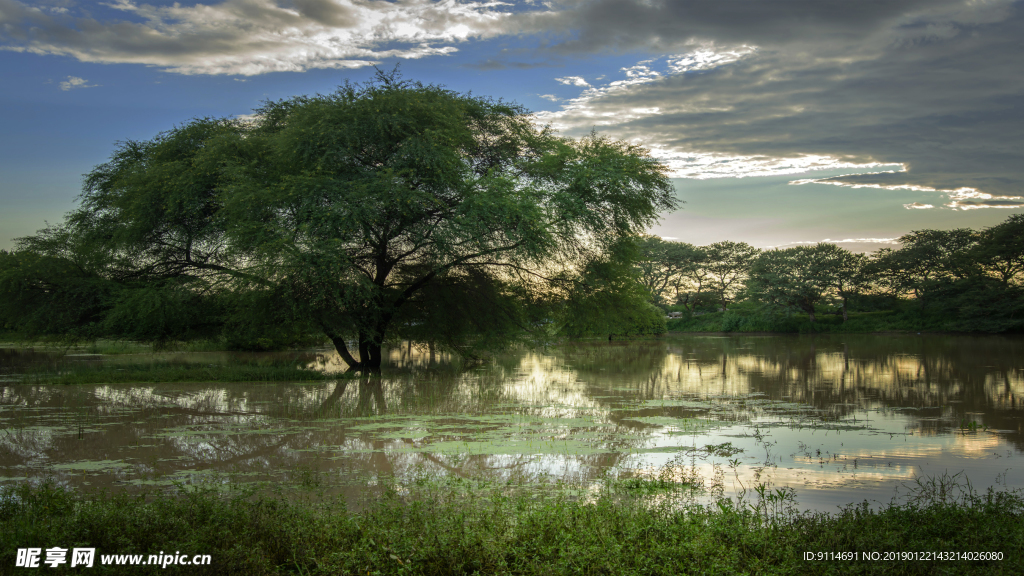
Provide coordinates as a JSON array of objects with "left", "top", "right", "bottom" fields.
[
  {"left": 2, "top": 480, "right": 1022, "bottom": 575},
  {"left": 671, "top": 215, "right": 1024, "bottom": 334},
  {"left": 977, "top": 214, "right": 1024, "bottom": 284},
  {"left": 667, "top": 303, "right": 934, "bottom": 334},
  {"left": 703, "top": 241, "right": 760, "bottom": 309},
  {"left": 7, "top": 70, "right": 676, "bottom": 368},
  {"left": 634, "top": 236, "right": 701, "bottom": 305},
  {"left": 633, "top": 237, "right": 762, "bottom": 314},
  {"left": 102, "top": 282, "right": 223, "bottom": 343},
  {"left": 390, "top": 269, "right": 544, "bottom": 358},
  {"left": 748, "top": 246, "right": 833, "bottom": 321},
  {"left": 746, "top": 244, "right": 868, "bottom": 323},
  {"left": 0, "top": 250, "right": 114, "bottom": 342},
  {"left": 557, "top": 239, "right": 667, "bottom": 338},
  {"left": 220, "top": 288, "right": 324, "bottom": 351},
  {"left": 871, "top": 228, "right": 979, "bottom": 300}
]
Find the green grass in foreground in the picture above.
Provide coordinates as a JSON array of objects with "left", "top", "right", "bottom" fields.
[
  {"left": 1, "top": 478, "right": 1021, "bottom": 575},
  {"left": 24, "top": 361, "right": 341, "bottom": 385}
]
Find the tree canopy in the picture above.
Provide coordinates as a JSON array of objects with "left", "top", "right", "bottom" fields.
[
  {"left": 636, "top": 216, "right": 1022, "bottom": 333},
  {"left": 6, "top": 71, "right": 677, "bottom": 368},
  {"left": 747, "top": 244, "right": 861, "bottom": 323}
]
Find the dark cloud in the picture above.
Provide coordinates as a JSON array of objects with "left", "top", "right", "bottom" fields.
[
  {"left": 290, "top": 0, "right": 358, "bottom": 28},
  {"left": 534, "top": 0, "right": 1024, "bottom": 204},
  {"left": 516, "top": 0, "right": 984, "bottom": 52}
]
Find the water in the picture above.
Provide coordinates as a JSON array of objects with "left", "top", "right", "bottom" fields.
[{"left": 1, "top": 334, "right": 1022, "bottom": 511}]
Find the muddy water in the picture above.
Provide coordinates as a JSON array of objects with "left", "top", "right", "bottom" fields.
[{"left": 2, "top": 334, "right": 1023, "bottom": 511}]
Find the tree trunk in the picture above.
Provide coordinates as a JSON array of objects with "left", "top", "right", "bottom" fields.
[
  {"left": 365, "top": 341, "right": 383, "bottom": 369},
  {"left": 328, "top": 334, "right": 362, "bottom": 369},
  {"left": 326, "top": 328, "right": 385, "bottom": 371}
]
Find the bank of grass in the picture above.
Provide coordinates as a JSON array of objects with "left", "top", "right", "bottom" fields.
[
  {"left": 25, "top": 361, "right": 342, "bottom": 385},
  {"left": 0, "top": 338, "right": 244, "bottom": 355},
  {"left": 1, "top": 478, "right": 1021, "bottom": 575},
  {"left": 666, "top": 303, "right": 951, "bottom": 334}
]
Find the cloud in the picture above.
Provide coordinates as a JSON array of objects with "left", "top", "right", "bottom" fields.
[
  {"left": 0, "top": 0, "right": 520, "bottom": 75},
  {"left": 555, "top": 75, "right": 590, "bottom": 87},
  {"left": 524, "top": 0, "right": 1024, "bottom": 208},
  {"left": 945, "top": 188, "right": 1024, "bottom": 210},
  {"left": 771, "top": 237, "right": 901, "bottom": 252},
  {"left": 793, "top": 177, "right": 1024, "bottom": 210},
  {"left": 58, "top": 75, "right": 97, "bottom": 90},
  {"left": 779, "top": 237, "right": 900, "bottom": 245},
  {"left": 4, "top": 0, "right": 1024, "bottom": 206},
  {"left": 515, "top": 0, "right": 1012, "bottom": 53},
  {"left": 827, "top": 238, "right": 899, "bottom": 244},
  {"left": 539, "top": 93, "right": 560, "bottom": 101}
]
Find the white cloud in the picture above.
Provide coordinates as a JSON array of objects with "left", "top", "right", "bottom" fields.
[
  {"left": 826, "top": 238, "right": 899, "bottom": 244},
  {"left": 795, "top": 178, "right": 1024, "bottom": 210},
  {"left": 1, "top": 0, "right": 521, "bottom": 75},
  {"left": 772, "top": 237, "right": 900, "bottom": 249},
  {"left": 945, "top": 189, "right": 1024, "bottom": 210},
  {"left": 666, "top": 47, "right": 755, "bottom": 74},
  {"left": 533, "top": 47, "right": 898, "bottom": 180},
  {"left": 659, "top": 150, "right": 893, "bottom": 180},
  {"left": 555, "top": 75, "right": 590, "bottom": 87},
  {"left": 800, "top": 238, "right": 899, "bottom": 245},
  {"left": 58, "top": 76, "right": 97, "bottom": 90},
  {"left": 538, "top": 93, "right": 560, "bottom": 101}
]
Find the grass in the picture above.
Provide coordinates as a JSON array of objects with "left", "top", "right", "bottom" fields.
[
  {"left": 1, "top": 475, "right": 1021, "bottom": 575},
  {"left": 21, "top": 361, "right": 343, "bottom": 385},
  {"left": 0, "top": 338, "right": 251, "bottom": 355},
  {"left": 666, "top": 305, "right": 939, "bottom": 334}
]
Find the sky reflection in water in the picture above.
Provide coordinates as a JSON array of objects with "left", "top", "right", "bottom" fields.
[{"left": 1, "top": 334, "right": 1022, "bottom": 511}]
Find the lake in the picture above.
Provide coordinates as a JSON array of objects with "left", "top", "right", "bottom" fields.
[{"left": 2, "top": 334, "right": 1023, "bottom": 511}]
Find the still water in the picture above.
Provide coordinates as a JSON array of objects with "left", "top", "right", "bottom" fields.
[{"left": 2, "top": 334, "right": 1023, "bottom": 511}]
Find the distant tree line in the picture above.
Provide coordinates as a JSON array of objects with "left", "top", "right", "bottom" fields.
[{"left": 637, "top": 214, "right": 1024, "bottom": 332}]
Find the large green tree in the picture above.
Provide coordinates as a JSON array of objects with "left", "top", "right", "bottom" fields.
[
  {"left": 977, "top": 215, "right": 1024, "bottom": 286},
  {"left": 870, "top": 229, "right": 978, "bottom": 301},
  {"left": 23, "top": 72, "right": 676, "bottom": 369},
  {"left": 703, "top": 241, "right": 759, "bottom": 311},
  {"left": 558, "top": 238, "right": 667, "bottom": 339},
  {"left": 811, "top": 244, "right": 870, "bottom": 322},
  {"left": 748, "top": 246, "right": 833, "bottom": 322},
  {"left": 634, "top": 236, "right": 698, "bottom": 305}
]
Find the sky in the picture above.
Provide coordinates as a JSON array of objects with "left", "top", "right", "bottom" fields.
[{"left": 2, "top": 0, "right": 1022, "bottom": 254}]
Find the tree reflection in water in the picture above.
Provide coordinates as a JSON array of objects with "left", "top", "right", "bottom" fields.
[{"left": 1, "top": 334, "right": 1023, "bottom": 510}]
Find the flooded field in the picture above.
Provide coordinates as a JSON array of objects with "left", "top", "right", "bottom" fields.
[{"left": 2, "top": 334, "right": 1023, "bottom": 511}]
